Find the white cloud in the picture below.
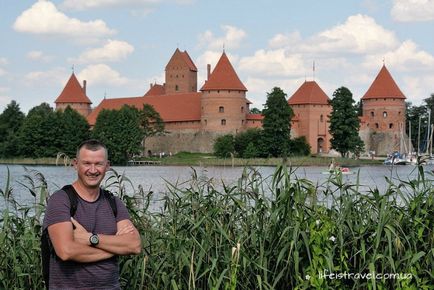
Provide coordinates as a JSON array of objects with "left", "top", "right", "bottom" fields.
[
  {"left": 26, "top": 50, "right": 54, "bottom": 62},
  {"left": 363, "top": 40, "right": 434, "bottom": 70},
  {"left": 24, "top": 68, "right": 69, "bottom": 87},
  {"left": 305, "top": 14, "right": 399, "bottom": 54},
  {"left": 239, "top": 49, "right": 305, "bottom": 77},
  {"left": 268, "top": 32, "right": 301, "bottom": 49},
  {"left": 402, "top": 75, "right": 434, "bottom": 104},
  {"left": 71, "top": 40, "right": 135, "bottom": 64},
  {"left": 391, "top": 0, "right": 434, "bottom": 22},
  {"left": 13, "top": 1, "right": 115, "bottom": 41},
  {"left": 61, "top": 0, "right": 159, "bottom": 10},
  {"left": 0, "top": 57, "right": 8, "bottom": 65},
  {"left": 77, "top": 64, "right": 129, "bottom": 86},
  {"left": 198, "top": 25, "right": 247, "bottom": 51},
  {"left": 0, "top": 68, "right": 6, "bottom": 77}
]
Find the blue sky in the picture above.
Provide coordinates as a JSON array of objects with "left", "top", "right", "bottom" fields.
[{"left": 1, "top": 0, "right": 434, "bottom": 114}]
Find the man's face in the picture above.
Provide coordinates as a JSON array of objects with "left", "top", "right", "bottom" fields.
[{"left": 74, "top": 147, "right": 110, "bottom": 189}]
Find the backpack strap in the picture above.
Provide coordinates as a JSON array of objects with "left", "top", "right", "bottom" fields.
[
  {"left": 102, "top": 189, "right": 118, "bottom": 218},
  {"left": 61, "top": 185, "right": 79, "bottom": 217}
]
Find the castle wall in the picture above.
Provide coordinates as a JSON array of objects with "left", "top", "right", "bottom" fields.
[
  {"left": 165, "top": 57, "right": 197, "bottom": 94},
  {"left": 200, "top": 90, "right": 248, "bottom": 134},
  {"left": 290, "top": 104, "right": 332, "bottom": 153},
  {"left": 145, "top": 130, "right": 223, "bottom": 154},
  {"left": 56, "top": 103, "right": 91, "bottom": 117}
]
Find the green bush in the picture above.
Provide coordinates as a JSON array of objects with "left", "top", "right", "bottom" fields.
[{"left": 213, "top": 134, "right": 235, "bottom": 158}]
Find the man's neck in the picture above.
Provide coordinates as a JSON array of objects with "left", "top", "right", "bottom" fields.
[{"left": 72, "top": 181, "right": 100, "bottom": 202}]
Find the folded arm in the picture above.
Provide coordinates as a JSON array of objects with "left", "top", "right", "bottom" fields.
[
  {"left": 48, "top": 221, "right": 114, "bottom": 263},
  {"left": 71, "top": 218, "right": 142, "bottom": 256}
]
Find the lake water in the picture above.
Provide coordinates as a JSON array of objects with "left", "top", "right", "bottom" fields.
[{"left": 1, "top": 163, "right": 432, "bottom": 211}]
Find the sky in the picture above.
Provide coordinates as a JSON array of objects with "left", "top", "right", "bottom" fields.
[{"left": 1, "top": 0, "right": 434, "bottom": 114}]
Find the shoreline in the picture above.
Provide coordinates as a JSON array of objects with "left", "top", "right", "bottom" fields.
[{"left": 0, "top": 156, "right": 385, "bottom": 167}]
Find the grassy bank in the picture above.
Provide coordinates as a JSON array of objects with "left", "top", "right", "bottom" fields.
[
  {"left": 136, "top": 152, "right": 384, "bottom": 167},
  {"left": 0, "top": 152, "right": 383, "bottom": 167},
  {"left": 1, "top": 164, "right": 433, "bottom": 289}
]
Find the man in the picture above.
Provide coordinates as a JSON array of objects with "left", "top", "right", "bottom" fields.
[{"left": 43, "top": 139, "right": 141, "bottom": 289}]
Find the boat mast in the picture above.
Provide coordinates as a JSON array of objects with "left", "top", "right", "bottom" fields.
[{"left": 426, "top": 109, "right": 431, "bottom": 155}]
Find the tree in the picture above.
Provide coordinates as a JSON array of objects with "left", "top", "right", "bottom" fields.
[
  {"left": 17, "top": 103, "right": 64, "bottom": 157},
  {"left": 0, "top": 100, "right": 25, "bottom": 157},
  {"left": 59, "top": 106, "right": 90, "bottom": 157},
  {"left": 213, "top": 134, "right": 235, "bottom": 158},
  {"left": 139, "top": 104, "right": 165, "bottom": 155},
  {"left": 260, "top": 87, "right": 293, "bottom": 157},
  {"left": 329, "top": 87, "right": 364, "bottom": 158},
  {"left": 234, "top": 128, "right": 262, "bottom": 158},
  {"left": 92, "top": 105, "right": 143, "bottom": 164},
  {"left": 289, "top": 136, "right": 311, "bottom": 156},
  {"left": 249, "top": 107, "right": 262, "bottom": 114}
]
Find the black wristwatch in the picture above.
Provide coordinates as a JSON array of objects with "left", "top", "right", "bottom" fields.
[{"left": 89, "top": 233, "right": 99, "bottom": 247}]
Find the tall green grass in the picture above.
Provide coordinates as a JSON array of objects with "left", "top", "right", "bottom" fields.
[{"left": 1, "top": 164, "right": 433, "bottom": 289}]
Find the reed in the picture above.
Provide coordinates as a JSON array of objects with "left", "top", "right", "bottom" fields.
[{"left": 0, "top": 164, "right": 433, "bottom": 289}]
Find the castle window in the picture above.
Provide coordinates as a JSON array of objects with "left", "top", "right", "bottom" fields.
[
  {"left": 367, "top": 123, "right": 369, "bottom": 127},
  {"left": 176, "top": 75, "right": 178, "bottom": 78},
  {"left": 375, "top": 123, "right": 379, "bottom": 129},
  {"left": 389, "top": 123, "right": 393, "bottom": 129},
  {"left": 383, "top": 111, "right": 387, "bottom": 118},
  {"left": 241, "top": 120, "right": 244, "bottom": 125},
  {"left": 221, "top": 119, "right": 226, "bottom": 126},
  {"left": 320, "top": 114, "right": 324, "bottom": 122},
  {"left": 219, "top": 106, "right": 224, "bottom": 113},
  {"left": 217, "top": 90, "right": 220, "bottom": 93},
  {"left": 241, "top": 106, "right": 244, "bottom": 113},
  {"left": 371, "top": 111, "right": 374, "bottom": 117},
  {"left": 175, "top": 85, "right": 179, "bottom": 91},
  {"left": 204, "top": 119, "right": 207, "bottom": 125}
]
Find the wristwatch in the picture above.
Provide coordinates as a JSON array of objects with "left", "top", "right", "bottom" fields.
[{"left": 89, "top": 233, "right": 99, "bottom": 247}]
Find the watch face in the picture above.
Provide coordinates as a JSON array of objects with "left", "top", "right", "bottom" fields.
[{"left": 90, "top": 234, "right": 99, "bottom": 246}]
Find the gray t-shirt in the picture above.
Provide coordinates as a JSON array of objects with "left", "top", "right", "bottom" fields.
[{"left": 43, "top": 187, "right": 130, "bottom": 290}]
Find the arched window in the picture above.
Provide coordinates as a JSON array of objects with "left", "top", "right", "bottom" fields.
[
  {"left": 383, "top": 111, "right": 387, "bottom": 118},
  {"left": 371, "top": 111, "right": 375, "bottom": 117},
  {"left": 221, "top": 119, "right": 226, "bottom": 125},
  {"left": 241, "top": 106, "right": 244, "bottom": 113},
  {"left": 320, "top": 114, "right": 324, "bottom": 122},
  {"left": 389, "top": 123, "right": 393, "bottom": 129},
  {"left": 175, "top": 85, "right": 179, "bottom": 91},
  {"left": 375, "top": 123, "right": 379, "bottom": 129},
  {"left": 219, "top": 106, "right": 224, "bottom": 113}
]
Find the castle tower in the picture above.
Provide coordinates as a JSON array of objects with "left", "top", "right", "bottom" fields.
[
  {"left": 54, "top": 73, "right": 92, "bottom": 117},
  {"left": 288, "top": 81, "right": 332, "bottom": 154},
  {"left": 165, "top": 48, "right": 198, "bottom": 94},
  {"left": 200, "top": 52, "right": 248, "bottom": 134},
  {"left": 360, "top": 64, "right": 406, "bottom": 154}
]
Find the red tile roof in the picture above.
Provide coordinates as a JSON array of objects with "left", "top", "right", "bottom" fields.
[
  {"left": 181, "top": 50, "right": 198, "bottom": 72},
  {"left": 246, "top": 113, "right": 263, "bottom": 120},
  {"left": 55, "top": 73, "right": 92, "bottom": 104},
  {"left": 200, "top": 52, "right": 247, "bottom": 91},
  {"left": 87, "top": 92, "right": 201, "bottom": 126},
  {"left": 144, "top": 84, "right": 165, "bottom": 96},
  {"left": 166, "top": 49, "right": 197, "bottom": 72},
  {"left": 288, "top": 81, "right": 330, "bottom": 105},
  {"left": 362, "top": 65, "right": 406, "bottom": 100}
]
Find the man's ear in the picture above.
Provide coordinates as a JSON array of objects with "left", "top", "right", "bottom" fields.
[{"left": 72, "top": 158, "right": 78, "bottom": 169}]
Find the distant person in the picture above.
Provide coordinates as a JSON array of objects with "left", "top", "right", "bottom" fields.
[
  {"left": 329, "top": 159, "right": 336, "bottom": 171},
  {"left": 42, "top": 139, "right": 141, "bottom": 289}
]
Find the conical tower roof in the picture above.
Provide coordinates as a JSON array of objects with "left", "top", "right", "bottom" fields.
[
  {"left": 362, "top": 65, "right": 406, "bottom": 100},
  {"left": 288, "top": 80, "right": 330, "bottom": 105},
  {"left": 55, "top": 73, "right": 92, "bottom": 104},
  {"left": 165, "top": 48, "right": 197, "bottom": 72},
  {"left": 200, "top": 52, "right": 247, "bottom": 91}
]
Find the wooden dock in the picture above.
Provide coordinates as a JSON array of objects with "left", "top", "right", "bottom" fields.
[{"left": 127, "top": 160, "right": 161, "bottom": 166}]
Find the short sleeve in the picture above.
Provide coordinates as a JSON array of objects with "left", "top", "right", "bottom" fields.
[
  {"left": 43, "top": 190, "right": 71, "bottom": 230},
  {"left": 114, "top": 197, "right": 130, "bottom": 223}
]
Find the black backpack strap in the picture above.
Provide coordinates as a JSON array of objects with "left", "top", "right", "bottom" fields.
[
  {"left": 102, "top": 188, "right": 118, "bottom": 218},
  {"left": 61, "top": 185, "right": 79, "bottom": 217}
]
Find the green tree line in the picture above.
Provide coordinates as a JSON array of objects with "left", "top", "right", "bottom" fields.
[{"left": 0, "top": 101, "right": 164, "bottom": 164}]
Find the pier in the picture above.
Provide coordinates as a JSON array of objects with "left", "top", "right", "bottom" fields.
[{"left": 127, "top": 160, "right": 161, "bottom": 166}]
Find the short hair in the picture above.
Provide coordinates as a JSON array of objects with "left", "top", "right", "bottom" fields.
[{"left": 76, "top": 139, "right": 108, "bottom": 159}]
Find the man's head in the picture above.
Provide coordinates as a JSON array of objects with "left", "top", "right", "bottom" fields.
[{"left": 74, "top": 139, "right": 110, "bottom": 189}]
